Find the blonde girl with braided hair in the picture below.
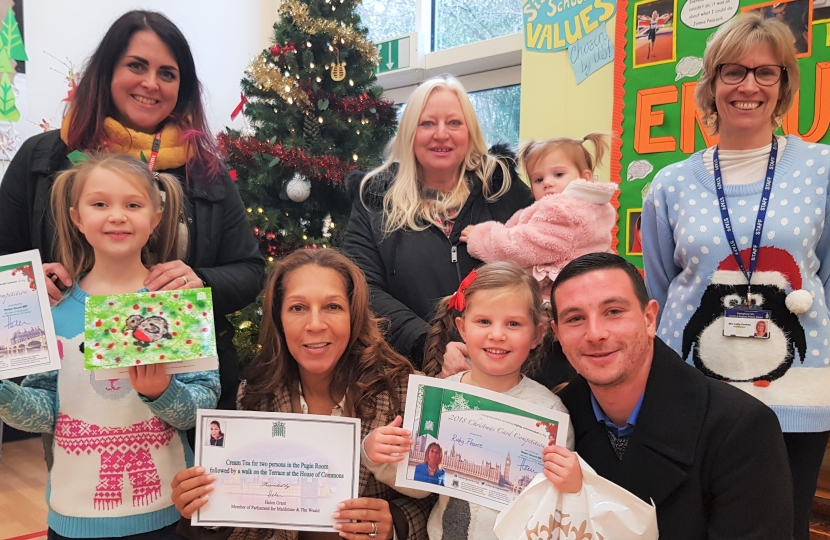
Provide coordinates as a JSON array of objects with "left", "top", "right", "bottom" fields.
[
  {"left": 361, "top": 262, "right": 577, "bottom": 540},
  {"left": 0, "top": 153, "right": 219, "bottom": 539}
]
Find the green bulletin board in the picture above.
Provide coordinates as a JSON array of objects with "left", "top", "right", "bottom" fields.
[{"left": 613, "top": 0, "right": 830, "bottom": 266}]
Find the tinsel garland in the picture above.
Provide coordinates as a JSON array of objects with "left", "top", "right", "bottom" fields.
[
  {"left": 218, "top": 132, "right": 355, "bottom": 183},
  {"left": 280, "top": 0, "right": 378, "bottom": 64},
  {"left": 247, "top": 55, "right": 313, "bottom": 109},
  {"left": 306, "top": 88, "right": 396, "bottom": 121}
]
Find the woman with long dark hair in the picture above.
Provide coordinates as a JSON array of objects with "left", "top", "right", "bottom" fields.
[
  {"left": 0, "top": 10, "right": 264, "bottom": 414},
  {"left": 171, "top": 249, "right": 433, "bottom": 540}
]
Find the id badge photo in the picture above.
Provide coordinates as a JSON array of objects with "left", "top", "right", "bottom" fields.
[{"left": 723, "top": 308, "right": 771, "bottom": 339}]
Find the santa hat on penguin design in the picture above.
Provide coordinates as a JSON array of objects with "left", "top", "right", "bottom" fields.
[
  {"left": 710, "top": 246, "right": 813, "bottom": 314},
  {"left": 683, "top": 246, "right": 809, "bottom": 386}
]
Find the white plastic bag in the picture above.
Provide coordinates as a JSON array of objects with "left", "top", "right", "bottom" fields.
[{"left": 494, "top": 455, "right": 658, "bottom": 540}]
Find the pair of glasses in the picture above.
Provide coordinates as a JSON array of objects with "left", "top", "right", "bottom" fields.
[{"left": 717, "top": 63, "right": 785, "bottom": 86}]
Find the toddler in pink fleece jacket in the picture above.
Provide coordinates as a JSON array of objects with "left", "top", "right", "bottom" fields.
[{"left": 461, "top": 133, "right": 617, "bottom": 299}]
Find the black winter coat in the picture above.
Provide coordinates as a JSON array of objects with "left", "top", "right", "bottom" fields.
[
  {"left": 0, "top": 130, "right": 265, "bottom": 410},
  {"left": 342, "top": 147, "right": 533, "bottom": 366},
  {"left": 559, "top": 338, "right": 793, "bottom": 539}
]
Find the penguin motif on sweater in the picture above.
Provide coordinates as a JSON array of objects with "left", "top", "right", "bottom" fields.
[{"left": 682, "top": 247, "right": 810, "bottom": 386}]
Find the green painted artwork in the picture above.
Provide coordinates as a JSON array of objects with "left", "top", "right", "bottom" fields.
[
  {"left": 84, "top": 288, "right": 217, "bottom": 370},
  {"left": 0, "top": 71, "right": 19, "bottom": 122},
  {"left": 1, "top": 7, "right": 26, "bottom": 62},
  {"left": 0, "top": 48, "right": 11, "bottom": 73}
]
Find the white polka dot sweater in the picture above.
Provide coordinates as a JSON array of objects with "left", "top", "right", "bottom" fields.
[{"left": 642, "top": 135, "right": 830, "bottom": 433}]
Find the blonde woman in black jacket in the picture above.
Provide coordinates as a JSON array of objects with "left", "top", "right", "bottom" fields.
[{"left": 343, "top": 75, "right": 533, "bottom": 373}]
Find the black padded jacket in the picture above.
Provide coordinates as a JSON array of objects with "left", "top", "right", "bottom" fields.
[{"left": 342, "top": 145, "right": 533, "bottom": 367}]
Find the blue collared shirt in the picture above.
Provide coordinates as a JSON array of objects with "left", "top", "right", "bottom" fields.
[{"left": 590, "top": 392, "right": 644, "bottom": 438}]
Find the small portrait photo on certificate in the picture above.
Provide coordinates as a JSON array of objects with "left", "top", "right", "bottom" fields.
[
  {"left": 412, "top": 441, "right": 445, "bottom": 486},
  {"left": 205, "top": 418, "right": 227, "bottom": 447}
]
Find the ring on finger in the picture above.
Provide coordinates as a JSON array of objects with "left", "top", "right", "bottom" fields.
[
  {"left": 180, "top": 275, "right": 188, "bottom": 285},
  {"left": 368, "top": 521, "right": 377, "bottom": 538}
]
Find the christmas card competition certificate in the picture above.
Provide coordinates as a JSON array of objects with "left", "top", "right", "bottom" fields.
[
  {"left": 84, "top": 288, "right": 218, "bottom": 379},
  {"left": 0, "top": 250, "right": 61, "bottom": 379},
  {"left": 193, "top": 409, "right": 361, "bottom": 531},
  {"left": 396, "top": 375, "right": 570, "bottom": 511}
]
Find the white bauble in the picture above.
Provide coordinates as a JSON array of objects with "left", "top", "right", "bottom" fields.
[{"left": 286, "top": 175, "right": 311, "bottom": 202}]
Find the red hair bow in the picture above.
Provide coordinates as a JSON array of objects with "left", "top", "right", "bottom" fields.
[{"left": 449, "top": 269, "right": 477, "bottom": 312}]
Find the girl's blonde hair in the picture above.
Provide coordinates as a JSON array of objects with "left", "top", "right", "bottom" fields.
[
  {"left": 51, "top": 153, "right": 185, "bottom": 280},
  {"left": 695, "top": 12, "right": 800, "bottom": 134},
  {"left": 519, "top": 133, "right": 609, "bottom": 180},
  {"left": 360, "top": 75, "right": 513, "bottom": 235},
  {"left": 423, "top": 262, "right": 546, "bottom": 377}
]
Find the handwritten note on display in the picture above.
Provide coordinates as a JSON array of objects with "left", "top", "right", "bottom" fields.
[{"left": 523, "top": 0, "right": 617, "bottom": 82}]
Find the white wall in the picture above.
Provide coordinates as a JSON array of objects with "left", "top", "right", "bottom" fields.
[{"left": 24, "top": 0, "right": 280, "bottom": 139}]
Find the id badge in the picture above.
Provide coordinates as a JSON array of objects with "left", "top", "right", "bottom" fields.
[{"left": 723, "top": 309, "right": 771, "bottom": 339}]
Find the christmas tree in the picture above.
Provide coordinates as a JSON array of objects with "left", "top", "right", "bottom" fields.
[{"left": 219, "top": 0, "right": 398, "bottom": 361}]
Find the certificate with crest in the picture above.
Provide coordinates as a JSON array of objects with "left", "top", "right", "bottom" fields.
[
  {"left": 395, "top": 375, "right": 571, "bottom": 511},
  {"left": 193, "top": 409, "right": 361, "bottom": 531}
]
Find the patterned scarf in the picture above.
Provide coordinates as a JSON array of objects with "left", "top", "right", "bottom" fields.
[{"left": 60, "top": 116, "right": 194, "bottom": 170}]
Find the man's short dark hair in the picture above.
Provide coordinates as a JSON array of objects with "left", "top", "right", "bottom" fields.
[{"left": 550, "top": 253, "right": 651, "bottom": 322}]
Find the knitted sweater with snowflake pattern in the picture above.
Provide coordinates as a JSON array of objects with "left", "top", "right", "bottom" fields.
[
  {"left": 0, "top": 284, "right": 220, "bottom": 538},
  {"left": 642, "top": 135, "right": 830, "bottom": 433}
]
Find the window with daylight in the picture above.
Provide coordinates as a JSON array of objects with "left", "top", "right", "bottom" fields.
[
  {"left": 433, "top": 0, "right": 523, "bottom": 50},
  {"left": 468, "top": 85, "right": 521, "bottom": 149},
  {"left": 357, "top": 0, "right": 416, "bottom": 43}
]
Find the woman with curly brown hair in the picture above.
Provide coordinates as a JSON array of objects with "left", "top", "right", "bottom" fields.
[{"left": 172, "top": 248, "right": 433, "bottom": 540}]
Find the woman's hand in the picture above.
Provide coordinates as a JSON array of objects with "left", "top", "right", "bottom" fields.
[
  {"left": 459, "top": 225, "right": 475, "bottom": 243},
  {"left": 144, "top": 261, "right": 204, "bottom": 292},
  {"left": 129, "top": 364, "right": 172, "bottom": 401},
  {"left": 542, "top": 445, "right": 583, "bottom": 493},
  {"left": 364, "top": 415, "right": 413, "bottom": 464},
  {"left": 333, "top": 497, "right": 394, "bottom": 540},
  {"left": 43, "top": 262, "right": 72, "bottom": 305},
  {"left": 438, "top": 341, "right": 469, "bottom": 379},
  {"left": 171, "top": 466, "right": 216, "bottom": 519}
]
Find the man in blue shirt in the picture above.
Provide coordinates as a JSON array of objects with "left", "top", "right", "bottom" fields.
[{"left": 550, "top": 253, "right": 792, "bottom": 539}]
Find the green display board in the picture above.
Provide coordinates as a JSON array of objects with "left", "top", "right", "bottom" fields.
[{"left": 613, "top": 0, "right": 830, "bottom": 266}]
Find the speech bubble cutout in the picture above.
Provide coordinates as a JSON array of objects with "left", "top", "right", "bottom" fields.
[
  {"left": 627, "top": 160, "right": 654, "bottom": 181},
  {"left": 681, "top": 0, "right": 739, "bottom": 30},
  {"left": 641, "top": 182, "right": 652, "bottom": 203},
  {"left": 675, "top": 56, "right": 703, "bottom": 81}
]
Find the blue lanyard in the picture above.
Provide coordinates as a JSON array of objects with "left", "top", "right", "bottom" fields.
[{"left": 713, "top": 135, "right": 778, "bottom": 305}]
